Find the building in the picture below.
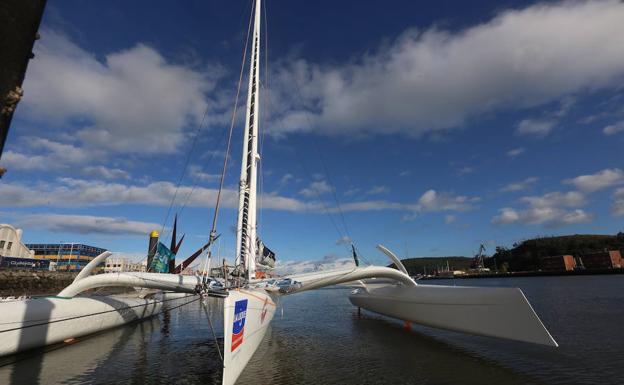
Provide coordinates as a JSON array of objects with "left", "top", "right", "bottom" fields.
[
  {"left": 540, "top": 255, "right": 576, "bottom": 271},
  {"left": 104, "top": 257, "right": 146, "bottom": 273},
  {"left": 25, "top": 243, "right": 107, "bottom": 272},
  {"left": 0, "top": 256, "right": 49, "bottom": 270},
  {"left": 579, "top": 250, "right": 622, "bottom": 269},
  {"left": 0, "top": 224, "right": 35, "bottom": 259}
]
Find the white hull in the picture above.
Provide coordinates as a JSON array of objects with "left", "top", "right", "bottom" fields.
[
  {"left": 349, "top": 283, "right": 557, "bottom": 346},
  {"left": 0, "top": 292, "right": 197, "bottom": 357},
  {"left": 223, "top": 288, "right": 277, "bottom": 385}
]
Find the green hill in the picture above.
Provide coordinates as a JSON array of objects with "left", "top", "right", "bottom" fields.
[
  {"left": 486, "top": 233, "right": 624, "bottom": 272},
  {"left": 391, "top": 256, "right": 473, "bottom": 275}
]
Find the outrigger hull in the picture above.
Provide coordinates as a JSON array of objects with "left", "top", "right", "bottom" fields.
[
  {"left": 0, "top": 292, "right": 197, "bottom": 357},
  {"left": 349, "top": 283, "right": 557, "bottom": 347}
]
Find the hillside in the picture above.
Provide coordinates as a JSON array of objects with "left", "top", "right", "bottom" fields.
[
  {"left": 486, "top": 233, "right": 624, "bottom": 272},
  {"left": 392, "top": 256, "right": 473, "bottom": 275}
]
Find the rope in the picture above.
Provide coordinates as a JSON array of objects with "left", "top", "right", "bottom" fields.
[
  {"left": 201, "top": 299, "right": 223, "bottom": 363},
  {"left": 257, "top": 0, "right": 270, "bottom": 236},
  {"left": 158, "top": 100, "right": 211, "bottom": 239},
  {"left": 197, "top": 0, "right": 255, "bottom": 282}
]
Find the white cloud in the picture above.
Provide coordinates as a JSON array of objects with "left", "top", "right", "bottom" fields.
[
  {"left": 603, "top": 121, "right": 624, "bottom": 135},
  {"left": 493, "top": 188, "right": 593, "bottom": 227},
  {"left": 0, "top": 180, "right": 479, "bottom": 218},
  {"left": 417, "top": 189, "right": 478, "bottom": 212},
  {"left": 276, "top": 255, "right": 355, "bottom": 275},
  {"left": 278, "top": 173, "right": 294, "bottom": 187},
  {"left": 520, "top": 191, "right": 585, "bottom": 208},
  {"left": 268, "top": 1, "right": 624, "bottom": 137},
  {"left": 492, "top": 208, "right": 521, "bottom": 224},
  {"left": 343, "top": 188, "right": 361, "bottom": 196},
  {"left": 507, "top": 147, "right": 526, "bottom": 157},
  {"left": 299, "top": 180, "right": 332, "bottom": 198},
  {"left": 367, "top": 185, "right": 390, "bottom": 195},
  {"left": 612, "top": 188, "right": 624, "bottom": 216},
  {"left": 444, "top": 214, "right": 456, "bottom": 224},
  {"left": 188, "top": 165, "right": 219, "bottom": 182},
  {"left": 0, "top": 138, "right": 95, "bottom": 171},
  {"left": 516, "top": 119, "right": 556, "bottom": 136},
  {"left": 21, "top": 30, "right": 219, "bottom": 154},
  {"left": 82, "top": 166, "right": 130, "bottom": 180},
  {"left": 17, "top": 214, "right": 160, "bottom": 235},
  {"left": 492, "top": 207, "right": 593, "bottom": 227},
  {"left": 399, "top": 170, "right": 411, "bottom": 177},
  {"left": 560, "top": 209, "right": 594, "bottom": 225},
  {"left": 564, "top": 168, "right": 624, "bottom": 192},
  {"left": 335, "top": 236, "right": 352, "bottom": 245},
  {"left": 501, "top": 177, "right": 539, "bottom": 192},
  {"left": 0, "top": 178, "right": 314, "bottom": 212},
  {"left": 457, "top": 166, "right": 475, "bottom": 175}
]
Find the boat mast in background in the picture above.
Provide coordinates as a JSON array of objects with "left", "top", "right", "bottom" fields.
[{"left": 235, "top": 0, "right": 262, "bottom": 281}]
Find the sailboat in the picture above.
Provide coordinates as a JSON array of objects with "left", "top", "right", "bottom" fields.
[
  {"left": 213, "top": 1, "right": 557, "bottom": 383},
  {"left": 1, "top": 0, "right": 557, "bottom": 384}
]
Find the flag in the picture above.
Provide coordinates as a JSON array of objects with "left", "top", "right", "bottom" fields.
[{"left": 150, "top": 242, "right": 176, "bottom": 273}]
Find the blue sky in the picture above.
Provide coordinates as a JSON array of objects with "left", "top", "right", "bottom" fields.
[{"left": 1, "top": 0, "right": 624, "bottom": 271}]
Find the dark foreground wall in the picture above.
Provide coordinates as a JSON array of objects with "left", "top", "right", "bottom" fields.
[{"left": 0, "top": 0, "right": 47, "bottom": 161}]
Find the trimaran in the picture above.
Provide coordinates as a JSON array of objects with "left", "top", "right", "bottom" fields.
[{"left": 0, "top": 1, "right": 557, "bottom": 384}]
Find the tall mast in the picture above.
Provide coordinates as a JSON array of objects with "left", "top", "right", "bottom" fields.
[{"left": 235, "top": 0, "right": 262, "bottom": 281}]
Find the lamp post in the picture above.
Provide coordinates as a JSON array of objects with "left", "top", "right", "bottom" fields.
[
  {"left": 67, "top": 243, "right": 74, "bottom": 272},
  {"left": 56, "top": 241, "right": 63, "bottom": 271}
]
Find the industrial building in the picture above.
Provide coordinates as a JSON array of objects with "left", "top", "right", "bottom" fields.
[
  {"left": 104, "top": 256, "right": 147, "bottom": 273},
  {"left": 0, "top": 224, "right": 35, "bottom": 259},
  {"left": 25, "top": 243, "right": 107, "bottom": 272},
  {"left": 540, "top": 255, "right": 577, "bottom": 271},
  {"left": 578, "top": 250, "right": 622, "bottom": 269}
]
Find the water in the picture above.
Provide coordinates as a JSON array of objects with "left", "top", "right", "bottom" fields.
[{"left": 1, "top": 275, "right": 622, "bottom": 384}]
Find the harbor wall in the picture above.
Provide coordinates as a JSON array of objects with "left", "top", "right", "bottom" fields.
[{"left": 0, "top": 270, "right": 77, "bottom": 296}]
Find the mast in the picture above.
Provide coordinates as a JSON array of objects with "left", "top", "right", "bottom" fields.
[{"left": 235, "top": 0, "right": 262, "bottom": 281}]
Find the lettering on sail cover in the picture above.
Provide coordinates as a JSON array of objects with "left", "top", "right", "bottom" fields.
[{"left": 231, "top": 299, "right": 248, "bottom": 351}]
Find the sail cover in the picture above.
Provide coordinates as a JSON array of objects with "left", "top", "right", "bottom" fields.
[{"left": 256, "top": 238, "right": 276, "bottom": 268}]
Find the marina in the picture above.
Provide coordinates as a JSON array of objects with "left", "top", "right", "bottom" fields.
[
  {"left": 1, "top": 0, "right": 624, "bottom": 384},
  {"left": 1, "top": 275, "right": 622, "bottom": 385}
]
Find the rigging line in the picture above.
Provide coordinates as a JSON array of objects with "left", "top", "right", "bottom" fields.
[
  {"left": 201, "top": 300, "right": 223, "bottom": 363},
  {"left": 260, "top": 61, "right": 348, "bottom": 246},
  {"left": 312, "top": 138, "right": 352, "bottom": 240},
  {"left": 261, "top": 82, "right": 346, "bottom": 242},
  {"left": 194, "top": 0, "right": 254, "bottom": 278},
  {"left": 176, "top": 125, "right": 228, "bottom": 218},
  {"left": 288, "top": 84, "right": 353, "bottom": 243},
  {"left": 160, "top": 0, "right": 254, "bottom": 249},
  {"left": 257, "top": 0, "right": 269, "bottom": 237},
  {"left": 208, "top": 0, "right": 254, "bottom": 241},
  {"left": 159, "top": 103, "right": 211, "bottom": 240},
  {"left": 256, "top": 4, "right": 354, "bottom": 262},
  {"left": 284, "top": 74, "right": 357, "bottom": 255},
  {"left": 157, "top": 124, "right": 229, "bottom": 251}
]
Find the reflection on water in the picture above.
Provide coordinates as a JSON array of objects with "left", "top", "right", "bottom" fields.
[{"left": 1, "top": 276, "right": 622, "bottom": 385}]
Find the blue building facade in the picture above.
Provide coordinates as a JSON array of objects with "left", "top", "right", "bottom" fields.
[{"left": 25, "top": 243, "right": 107, "bottom": 272}]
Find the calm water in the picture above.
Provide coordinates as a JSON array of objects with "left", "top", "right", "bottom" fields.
[{"left": 1, "top": 275, "right": 622, "bottom": 384}]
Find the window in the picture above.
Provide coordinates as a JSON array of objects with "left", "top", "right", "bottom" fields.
[
  {"left": 7, "top": 242, "right": 12, "bottom": 250},
  {"left": 0, "top": 240, "right": 5, "bottom": 249}
]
